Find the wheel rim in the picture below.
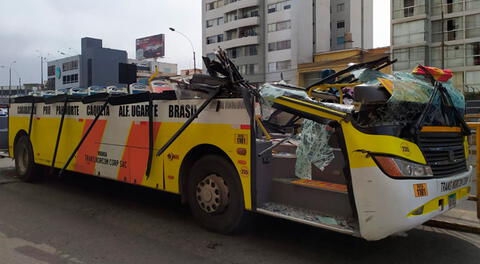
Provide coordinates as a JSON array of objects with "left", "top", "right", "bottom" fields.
[
  {"left": 196, "top": 174, "right": 229, "bottom": 214},
  {"left": 16, "top": 143, "right": 29, "bottom": 175}
]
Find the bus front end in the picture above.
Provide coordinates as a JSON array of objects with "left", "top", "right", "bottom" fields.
[{"left": 343, "top": 123, "right": 473, "bottom": 240}]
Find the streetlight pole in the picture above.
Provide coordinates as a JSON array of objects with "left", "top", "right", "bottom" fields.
[
  {"left": 8, "top": 61, "right": 16, "bottom": 101},
  {"left": 169, "top": 27, "right": 197, "bottom": 71},
  {"left": 40, "top": 56, "right": 44, "bottom": 89}
]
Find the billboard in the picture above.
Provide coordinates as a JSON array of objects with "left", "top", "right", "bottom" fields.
[{"left": 136, "top": 34, "right": 165, "bottom": 60}]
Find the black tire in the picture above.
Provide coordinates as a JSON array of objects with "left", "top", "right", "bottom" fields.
[
  {"left": 187, "top": 155, "right": 246, "bottom": 234},
  {"left": 14, "top": 136, "right": 40, "bottom": 182}
]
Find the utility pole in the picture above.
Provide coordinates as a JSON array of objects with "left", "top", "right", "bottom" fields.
[
  {"left": 9, "top": 67, "right": 11, "bottom": 100},
  {"left": 441, "top": 0, "right": 445, "bottom": 69},
  {"left": 41, "top": 56, "right": 44, "bottom": 89}
]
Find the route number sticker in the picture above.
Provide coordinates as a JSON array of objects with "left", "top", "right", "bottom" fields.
[{"left": 413, "top": 183, "right": 429, "bottom": 197}]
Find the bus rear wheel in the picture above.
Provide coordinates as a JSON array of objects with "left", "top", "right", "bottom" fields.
[
  {"left": 187, "top": 155, "right": 246, "bottom": 234},
  {"left": 14, "top": 136, "right": 40, "bottom": 182}
]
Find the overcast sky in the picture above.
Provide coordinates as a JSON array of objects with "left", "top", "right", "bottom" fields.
[{"left": 0, "top": 0, "right": 390, "bottom": 86}]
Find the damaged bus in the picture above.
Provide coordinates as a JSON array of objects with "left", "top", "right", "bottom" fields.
[{"left": 8, "top": 50, "right": 473, "bottom": 241}]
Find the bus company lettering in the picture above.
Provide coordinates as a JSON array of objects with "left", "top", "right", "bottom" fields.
[
  {"left": 43, "top": 106, "right": 51, "bottom": 115},
  {"left": 87, "top": 105, "right": 110, "bottom": 116},
  {"left": 56, "top": 105, "right": 80, "bottom": 116},
  {"left": 440, "top": 176, "right": 469, "bottom": 192},
  {"left": 118, "top": 104, "right": 158, "bottom": 117},
  {"left": 169, "top": 104, "right": 197, "bottom": 118},
  {"left": 84, "top": 151, "right": 127, "bottom": 168},
  {"left": 17, "top": 105, "right": 36, "bottom": 114}
]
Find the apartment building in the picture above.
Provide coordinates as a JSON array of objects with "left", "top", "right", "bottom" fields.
[
  {"left": 202, "top": 0, "right": 373, "bottom": 85},
  {"left": 391, "top": 0, "right": 480, "bottom": 92}
]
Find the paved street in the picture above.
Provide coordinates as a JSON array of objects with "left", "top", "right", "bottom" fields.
[{"left": 0, "top": 158, "right": 479, "bottom": 264}]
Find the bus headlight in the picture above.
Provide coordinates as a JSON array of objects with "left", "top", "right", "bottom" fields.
[{"left": 373, "top": 156, "right": 433, "bottom": 178}]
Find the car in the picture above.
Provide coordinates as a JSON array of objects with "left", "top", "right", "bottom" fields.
[
  {"left": 151, "top": 80, "right": 174, "bottom": 93},
  {"left": 56, "top": 88, "right": 70, "bottom": 95},
  {"left": 107, "top": 86, "right": 128, "bottom": 95},
  {"left": 28, "top": 91, "right": 42, "bottom": 97},
  {"left": 41, "top": 90, "right": 56, "bottom": 98},
  {"left": 129, "top": 83, "right": 148, "bottom": 94},
  {"left": 87, "top": 86, "right": 107, "bottom": 95},
  {"left": 68, "top": 87, "right": 89, "bottom": 96}
]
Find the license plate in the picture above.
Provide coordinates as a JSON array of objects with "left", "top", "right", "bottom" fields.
[{"left": 448, "top": 193, "right": 457, "bottom": 209}]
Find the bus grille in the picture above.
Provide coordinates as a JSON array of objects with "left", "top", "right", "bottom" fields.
[{"left": 417, "top": 132, "right": 467, "bottom": 177}]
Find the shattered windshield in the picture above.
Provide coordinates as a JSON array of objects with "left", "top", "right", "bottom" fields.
[{"left": 354, "top": 69, "right": 466, "bottom": 128}]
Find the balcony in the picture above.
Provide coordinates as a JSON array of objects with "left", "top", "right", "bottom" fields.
[{"left": 207, "top": 35, "right": 259, "bottom": 50}]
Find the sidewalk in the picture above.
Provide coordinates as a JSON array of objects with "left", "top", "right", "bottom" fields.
[
  {"left": 426, "top": 166, "right": 480, "bottom": 234},
  {"left": 427, "top": 200, "right": 480, "bottom": 234}
]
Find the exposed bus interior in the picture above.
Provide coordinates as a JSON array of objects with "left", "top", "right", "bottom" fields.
[{"left": 251, "top": 59, "right": 470, "bottom": 234}]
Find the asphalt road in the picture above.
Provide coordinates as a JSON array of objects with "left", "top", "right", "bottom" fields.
[{"left": 0, "top": 158, "right": 479, "bottom": 264}]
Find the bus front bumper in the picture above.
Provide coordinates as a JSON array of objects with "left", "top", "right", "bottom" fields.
[{"left": 351, "top": 166, "right": 474, "bottom": 241}]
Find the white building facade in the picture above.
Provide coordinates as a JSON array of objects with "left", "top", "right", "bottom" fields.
[
  {"left": 202, "top": 0, "right": 374, "bottom": 85},
  {"left": 391, "top": 0, "right": 480, "bottom": 92}
]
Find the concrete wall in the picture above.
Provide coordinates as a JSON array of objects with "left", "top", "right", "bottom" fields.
[{"left": 315, "top": 0, "right": 331, "bottom": 53}]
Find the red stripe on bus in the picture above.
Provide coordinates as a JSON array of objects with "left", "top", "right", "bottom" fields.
[
  {"left": 240, "top": 124, "right": 251, "bottom": 130},
  {"left": 117, "top": 122, "right": 161, "bottom": 184},
  {"left": 74, "top": 119, "right": 107, "bottom": 175}
]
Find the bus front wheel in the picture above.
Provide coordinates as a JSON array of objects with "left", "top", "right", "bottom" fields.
[
  {"left": 14, "top": 136, "right": 40, "bottom": 182},
  {"left": 187, "top": 155, "right": 246, "bottom": 234}
]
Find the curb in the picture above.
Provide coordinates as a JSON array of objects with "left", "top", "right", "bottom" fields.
[{"left": 425, "top": 219, "right": 480, "bottom": 235}]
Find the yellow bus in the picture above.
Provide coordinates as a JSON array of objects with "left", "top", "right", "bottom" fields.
[{"left": 8, "top": 52, "right": 473, "bottom": 241}]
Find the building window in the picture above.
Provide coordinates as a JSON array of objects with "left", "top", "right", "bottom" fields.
[
  {"left": 268, "top": 20, "right": 291, "bottom": 32},
  {"left": 393, "top": 0, "right": 426, "bottom": 19},
  {"left": 268, "top": 40, "right": 291, "bottom": 52},
  {"left": 206, "top": 0, "right": 224, "bottom": 11},
  {"left": 238, "top": 64, "right": 259, "bottom": 75},
  {"left": 206, "top": 2, "right": 215, "bottom": 11},
  {"left": 337, "top": 21, "right": 345, "bottom": 29},
  {"left": 432, "top": 17, "right": 464, "bottom": 42},
  {"left": 403, "top": 0, "right": 415, "bottom": 17},
  {"left": 240, "top": 7, "right": 259, "bottom": 19},
  {"left": 267, "top": 0, "right": 291, "bottom": 14},
  {"left": 432, "top": 0, "right": 464, "bottom": 15},
  {"left": 227, "top": 47, "right": 241, "bottom": 58},
  {"left": 207, "top": 19, "right": 214, "bottom": 28},
  {"left": 62, "top": 74, "right": 78, "bottom": 84},
  {"left": 393, "top": 20, "right": 425, "bottom": 45},
  {"left": 226, "top": 11, "right": 237, "bottom": 23},
  {"left": 62, "top": 60, "right": 78, "bottom": 72},
  {"left": 336, "top": 36, "right": 345, "bottom": 45},
  {"left": 206, "top": 34, "right": 223, "bottom": 44},
  {"left": 47, "top": 65, "right": 55, "bottom": 76},
  {"left": 268, "top": 60, "right": 292, "bottom": 73},
  {"left": 226, "top": 29, "right": 238, "bottom": 40},
  {"left": 207, "top": 17, "right": 224, "bottom": 28},
  {"left": 466, "top": 71, "right": 480, "bottom": 92},
  {"left": 239, "top": 26, "right": 258, "bottom": 38},
  {"left": 393, "top": 47, "right": 425, "bottom": 71},
  {"left": 245, "top": 45, "right": 258, "bottom": 56},
  {"left": 466, "top": 14, "right": 480, "bottom": 39},
  {"left": 206, "top": 36, "right": 216, "bottom": 44},
  {"left": 337, "top": 3, "right": 345, "bottom": 12},
  {"left": 466, "top": 42, "right": 480, "bottom": 66}
]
